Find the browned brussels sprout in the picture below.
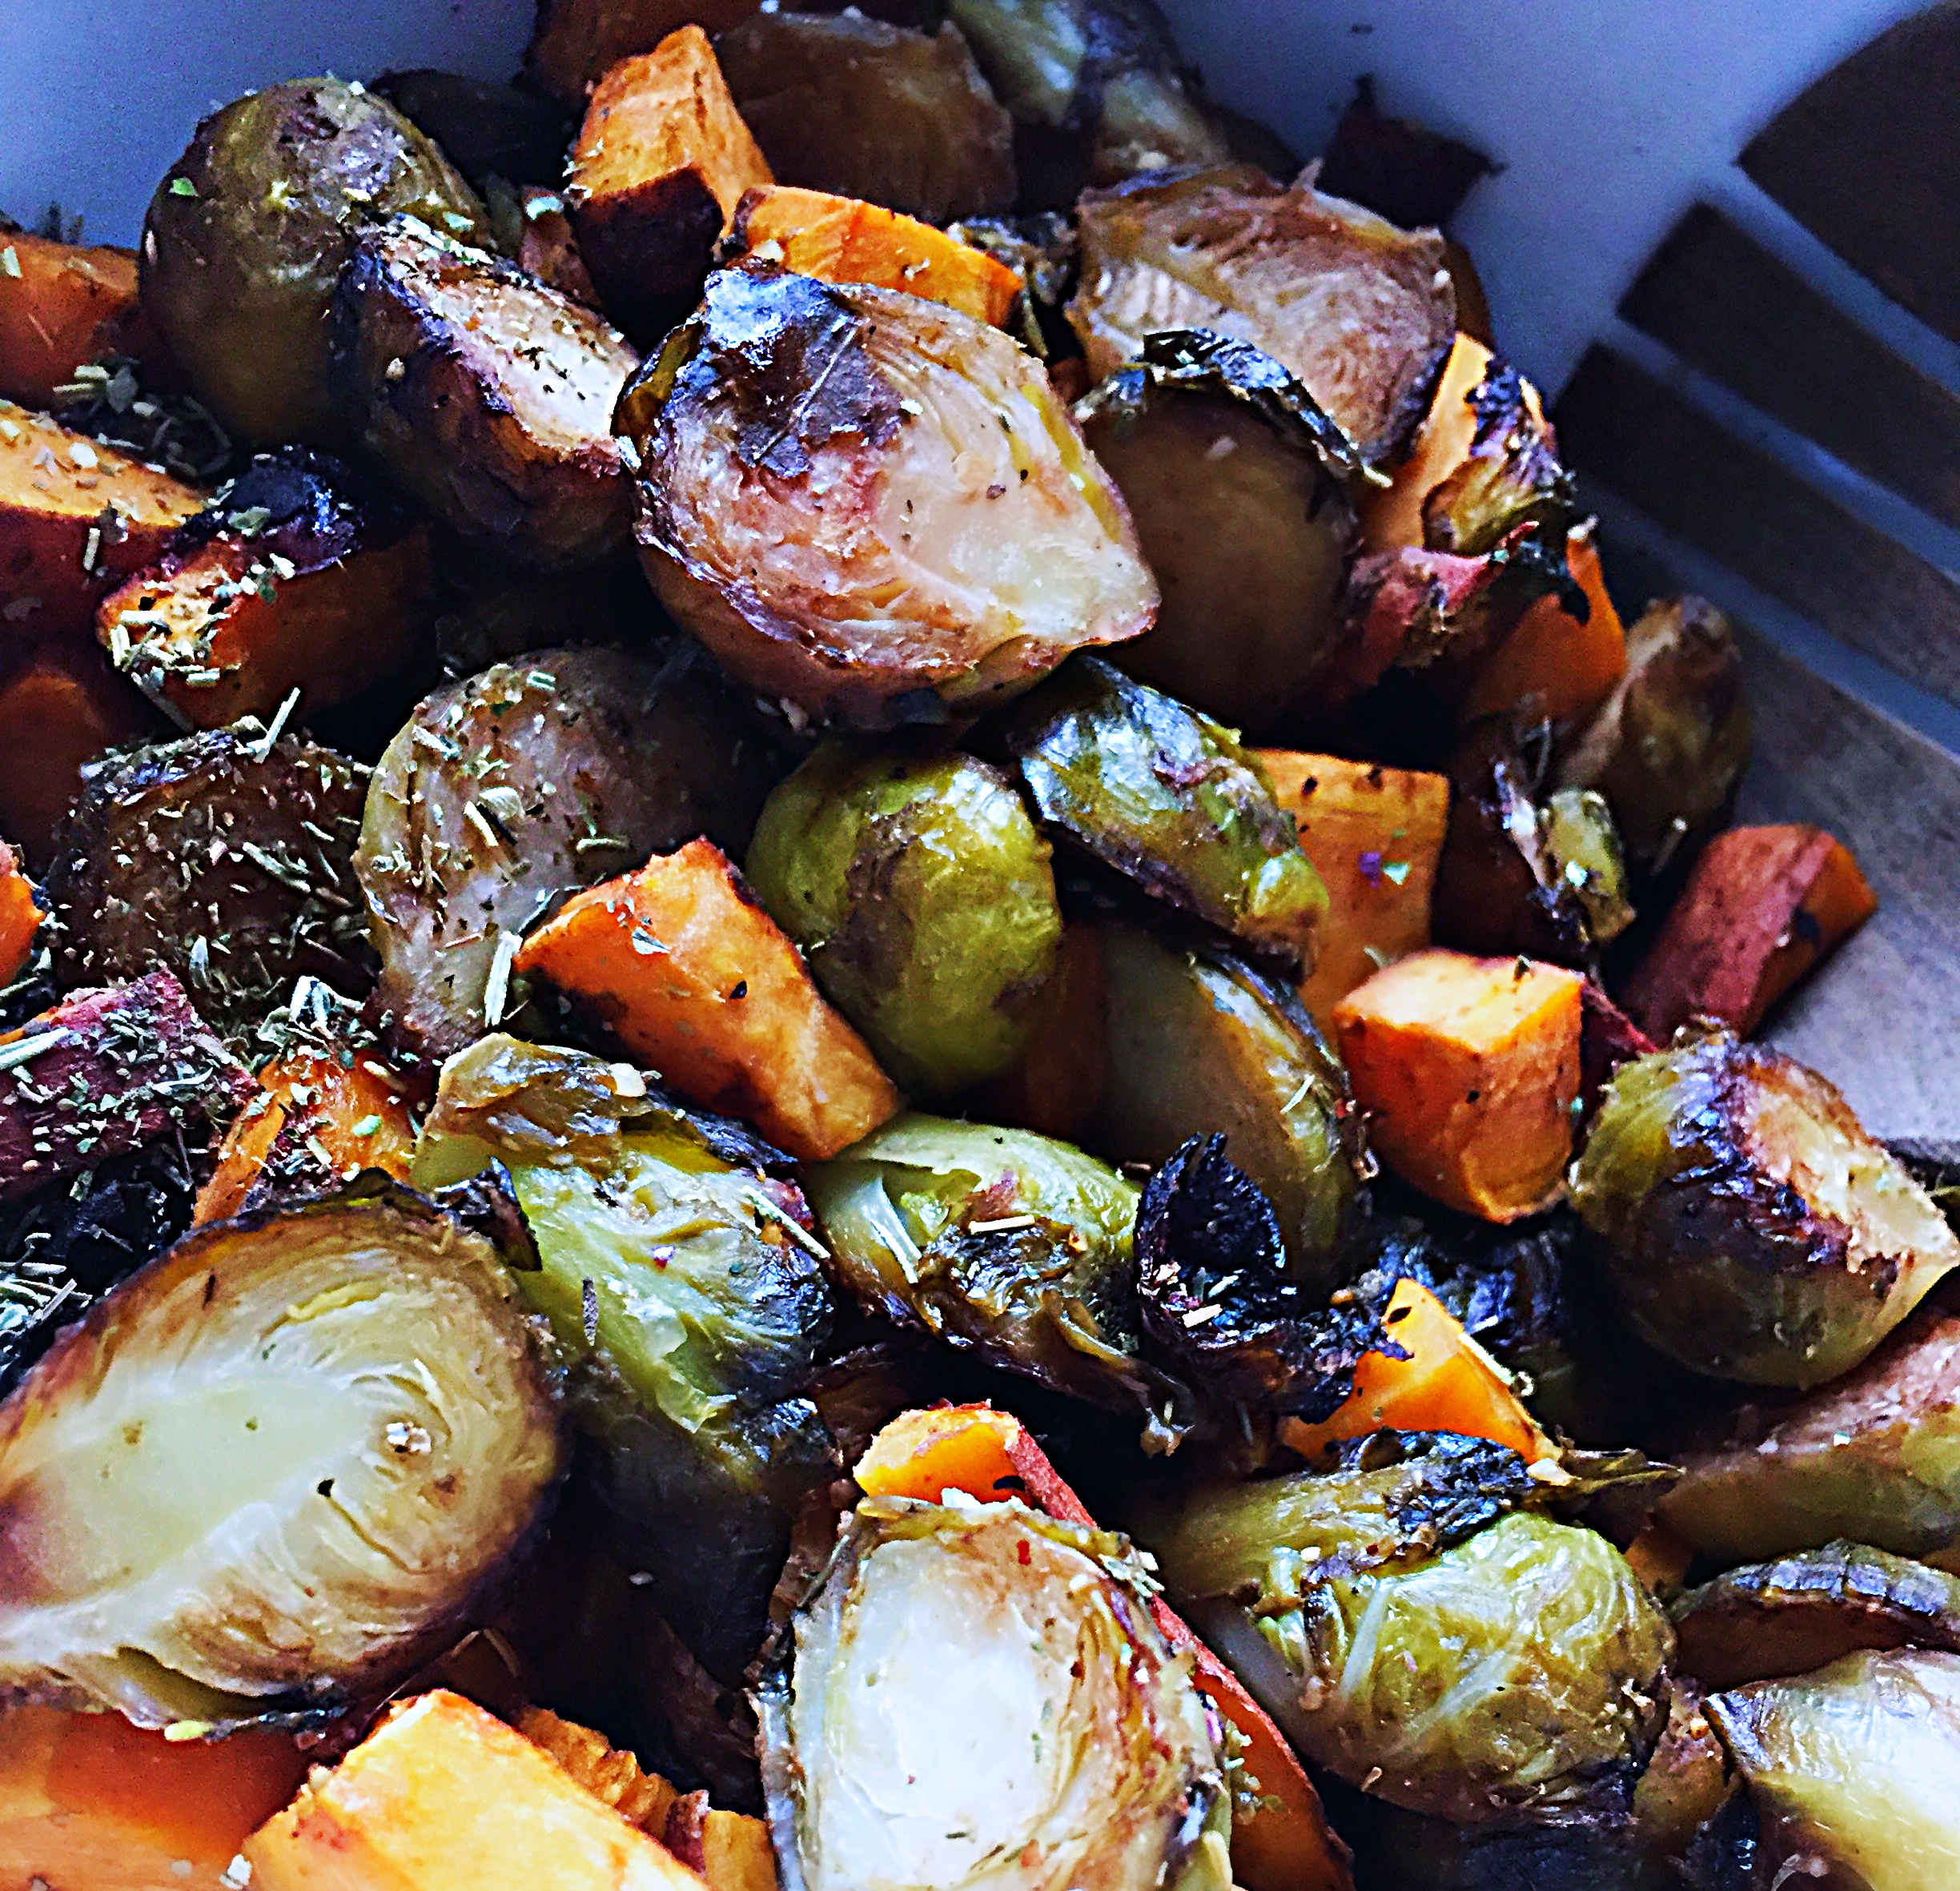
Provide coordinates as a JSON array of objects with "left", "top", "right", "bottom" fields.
[
  {"left": 1708, "top": 1648, "right": 1960, "bottom": 1888},
  {"left": 716, "top": 12, "right": 1017, "bottom": 223},
  {"left": 331, "top": 219, "right": 639, "bottom": 571},
  {"left": 414, "top": 1035, "right": 837, "bottom": 1682},
  {"left": 1420, "top": 359, "right": 1576, "bottom": 557},
  {"left": 1671, "top": 1540, "right": 1960, "bottom": 1690},
  {"left": 1069, "top": 166, "right": 1457, "bottom": 464},
  {"left": 743, "top": 744, "right": 1062, "bottom": 1097},
  {"left": 355, "top": 648, "right": 765, "bottom": 1066},
  {"left": 1542, "top": 786, "right": 1636, "bottom": 946},
  {"left": 1075, "top": 331, "right": 1362, "bottom": 732},
  {"left": 0, "top": 1186, "right": 563, "bottom": 1728},
  {"left": 617, "top": 267, "right": 1157, "bottom": 727},
  {"left": 757, "top": 1494, "right": 1231, "bottom": 1891},
  {"left": 1000, "top": 656, "right": 1327, "bottom": 974},
  {"left": 140, "top": 78, "right": 492, "bottom": 444},
  {"left": 1092, "top": 922, "right": 1361, "bottom": 1284},
  {"left": 1557, "top": 597, "right": 1751, "bottom": 874},
  {"left": 1657, "top": 1303, "right": 1960, "bottom": 1565},
  {"left": 51, "top": 726, "right": 371, "bottom": 1038},
  {"left": 1571, "top": 1035, "right": 1960, "bottom": 1388},
  {"left": 370, "top": 70, "right": 574, "bottom": 196}
]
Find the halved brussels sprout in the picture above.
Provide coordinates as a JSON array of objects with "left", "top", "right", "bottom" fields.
[
  {"left": 1092, "top": 922, "right": 1361, "bottom": 1285},
  {"left": 1672, "top": 1540, "right": 1960, "bottom": 1691},
  {"left": 999, "top": 656, "right": 1327, "bottom": 974},
  {"left": 1075, "top": 331, "right": 1362, "bottom": 733},
  {"left": 803, "top": 1112, "right": 1188, "bottom": 1443},
  {"left": 355, "top": 647, "right": 765, "bottom": 1066},
  {"left": 743, "top": 744, "right": 1062, "bottom": 1098},
  {"left": 757, "top": 1495, "right": 1230, "bottom": 1891},
  {"left": 0, "top": 1186, "right": 562, "bottom": 1728},
  {"left": 1542, "top": 786, "right": 1635, "bottom": 948},
  {"left": 1571, "top": 1035, "right": 1960, "bottom": 1387},
  {"left": 414, "top": 1035, "right": 835, "bottom": 1681},
  {"left": 1709, "top": 1648, "right": 1960, "bottom": 1889},
  {"left": 617, "top": 266, "right": 1158, "bottom": 727},
  {"left": 1420, "top": 359, "right": 1576, "bottom": 558},
  {"left": 140, "top": 77, "right": 492, "bottom": 444}
]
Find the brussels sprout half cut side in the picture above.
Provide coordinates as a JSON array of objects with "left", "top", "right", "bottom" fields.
[
  {"left": 0, "top": 1186, "right": 564, "bottom": 1730},
  {"left": 759, "top": 1495, "right": 1231, "bottom": 1891}
]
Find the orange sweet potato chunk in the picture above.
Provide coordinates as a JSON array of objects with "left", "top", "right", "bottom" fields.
[
  {"left": 1358, "top": 332, "right": 1497, "bottom": 554},
  {"left": 0, "top": 841, "right": 44, "bottom": 986},
  {"left": 1460, "top": 527, "right": 1627, "bottom": 728},
  {"left": 0, "top": 232, "right": 163, "bottom": 409},
  {"left": 0, "top": 643, "right": 159, "bottom": 861},
  {"left": 1333, "top": 948, "right": 1584, "bottom": 1222}
]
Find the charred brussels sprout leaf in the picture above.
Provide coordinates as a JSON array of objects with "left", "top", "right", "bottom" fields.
[
  {"left": 1572, "top": 1035, "right": 1960, "bottom": 1387},
  {"left": 1001, "top": 656, "right": 1327, "bottom": 975},
  {"left": 804, "top": 1113, "right": 1191, "bottom": 1446},
  {"left": 744, "top": 745, "right": 1062, "bottom": 1097},
  {"left": 0, "top": 1186, "right": 563, "bottom": 1728},
  {"left": 617, "top": 266, "right": 1157, "bottom": 728},
  {"left": 1076, "top": 331, "right": 1362, "bottom": 732},
  {"left": 758, "top": 1496, "right": 1230, "bottom": 1891},
  {"left": 414, "top": 1036, "right": 836, "bottom": 1681},
  {"left": 1420, "top": 360, "right": 1577, "bottom": 558},
  {"left": 140, "top": 77, "right": 492, "bottom": 444}
]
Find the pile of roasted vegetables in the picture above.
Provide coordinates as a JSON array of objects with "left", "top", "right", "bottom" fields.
[{"left": 1, "top": 5, "right": 1956, "bottom": 1889}]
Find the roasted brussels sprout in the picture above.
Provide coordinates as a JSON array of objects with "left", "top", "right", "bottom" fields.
[
  {"left": 1708, "top": 1649, "right": 1960, "bottom": 1889},
  {"left": 331, "top": 219, "right": 638, "bottom": 571},
  {"left": 716, "top": 12, "right": 1017, "bottom": 224},
  {"left": 1571, "top": 1035, "right": 1960, "bottom": 1387},
  {"left": 1069, "top": 166, "right": 1456, "bottom": 463},
  {"left": 355, "top": 648, "right": 765, "bottom": 1066},
  {"left": 1672, "top": 1540, "right": 1960, "bottom": 1690},
  {"left": 1000, "top": 656, "right": 1327, "bottom": 974},
  {"left": 617, "top": 266, "right": 1157, "bottom": 726},
  {"left": 1075, "top": 331, "right": 1361, "bottom": 732},
  {"left": 0, "top": 1186, "right": 563, "bottom": 1728},
  {"left": 1657, "top": 1302, "right": 1960, "bottom": 1565},
  {"left": 1093, "top": 922, "right": 1360, "bottom": 1283},
  {"left": 757, "top": 1495, "right": 1230, "bottom": 1891},
  {"left": 370, "top": 70, "right": 574, "bottom": 196},
  {"left": 1419, "top": 359, "right": 1576, "bottom": 558},
  {"left": 1542, "top": 786, "right": 1635, "bottom": 946},
  {"left": 744, "top": 744, "right": 1062, "bottom": 1097},
  {"left": 140, "top": 78, "right": 491, "bottom": 444},
  {"left": 414, "top": 1036, "right": 837, "bottom": 1681},
  {"left": 51, "top": 726, "right": 371, "bottom": 1038},
  {"left": 804, "top": 1113, "right": 1191, "bottom": 1442},
  {"left": 1557, "top": 597, "right": 1750, "bottom": 875}
]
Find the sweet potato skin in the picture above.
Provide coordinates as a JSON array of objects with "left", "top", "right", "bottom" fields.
[
  {"left": 0, "top": 234, "right": 164, "bottom": 409},
  {"left": 1333, "top": 948, "right": 1584, "bottom": 1223},
  {"left": 512, "top": 837, "right": 901, "bottom": 1161}
]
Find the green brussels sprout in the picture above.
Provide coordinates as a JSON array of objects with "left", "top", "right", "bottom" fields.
[
  {"left": 757, "top": 1495, "right": 1231, "bottom": 1891},
  {"left": 1000, "top": 656, "right": 1327, "bottom": 976},
  {"left": 1542, "top": 786, "right": 1636, "bottom": 946},
  {"left": 744, "top": 744, "right": 1062, "bottom": 1098},
  {"left": 1571, "top": 1035, "right": 1960, "bottom": 1387},
  {"left": 141, "top": 78, "right": 492, "bottom": 444},
  {"left": 1708, "top": 1649, "right": 1960, "bottom": 1890},
  {"left": 805, "top": 1112, "right": 1197, "bottom": 1443},
  {"left": 412, "top": 1035, "right": 836, "bottom": 1681},
  {"left": 1092, "top": 921, "right": 1361, "bottom": 1285}
]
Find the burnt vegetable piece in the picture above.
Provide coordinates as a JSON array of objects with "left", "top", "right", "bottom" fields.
[
  {"left": 0, "top": 1186, "right": 564, "bottom": 1729},
  {"left": 1000, "top": 656, "right": 1327, "bottom": 975},
  {"left": 51, "top": 729, "right": 371, "bottom": 1038},
  {"left": 1418, "top": 359, "right": 1576, "bottom": 558},
  {"left": 331, "top": 219, "right": 638, "bottom": 571},
  {"left": 757, "top": 1495, "right": 1231, "bottom": 1891},
  {"left": 1075, "top": 331, "right": 1362, "bottom": 732},
  {"left": 355, "top": 647, "right": 764, "bottom": 1067},
  {"left": 1571, "top": 1034, "right": 1960, "bottom": 1387},
  {"left": 412, "top": 1036, "right": 837, "bottom": 1684},
  {"left": 743, "top": 745, "right": 1062, "bottom": 1098},
  {"left": 714, "top": 11, "right": 1017, "bottom": 225},
  {"left": 370, "top": 70, "right": 574, "bottom": 198},
  {"left": 140, "top": 77, "right": 492, "bottom": 444},
  {"left": 1069, "top": 165, "right": 1456, "bottom": 463}
]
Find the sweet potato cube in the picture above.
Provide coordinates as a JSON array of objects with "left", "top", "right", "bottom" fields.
[
  {"left": 1460, "top": 528, "right": 1627, "bottom": 728},
  {"left": 518, "top": 1708, "right": 679, "bottom": 1837},
  {"left": 1333, "top": 948, "right": 1584, "bottom": 1222},
  {"left": 513, "top": 837, "right": 900, "bottom": 1159},
  {"left": 1257, "top": 750, "right": 1451, "bottom": 1032},
  {"left": 0, "top": 401, "right": 201, "bottom": 640},
  {"left": 0, "top": 232, "right": 163, "bottom": 409},
  {"left": 0, "top": 841, "right": 44, "bottom": 987},
  {"left": 663, "top": 1794, "right": 779, "bottom": 1891},
  {"left": 527, "top": 0, "right": 764, "bottom": 110},
  {"left": 1626, "top": 823, "right": 1878, "bottom": 1041},
  {"left": 725, "top": 186, "right": 1022, "bottom": 325},
  {"left": 0, "top": 1704, "right": 307, "bottom": 1891},
  {"left": 1358, "top": 331, "right": 1494, "bottom": 555},
  {"left": 568, "top": 27, "right": 772, "bottom": 338},
  {"left": 0, "top": 643, "right": 158, "bottom": 861},
  {"left": 245, "top": 1691, "right": 705, "bottom": 1891},
  {"left": 518, "top": 186, "right": 601, "bottom": 305}
]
